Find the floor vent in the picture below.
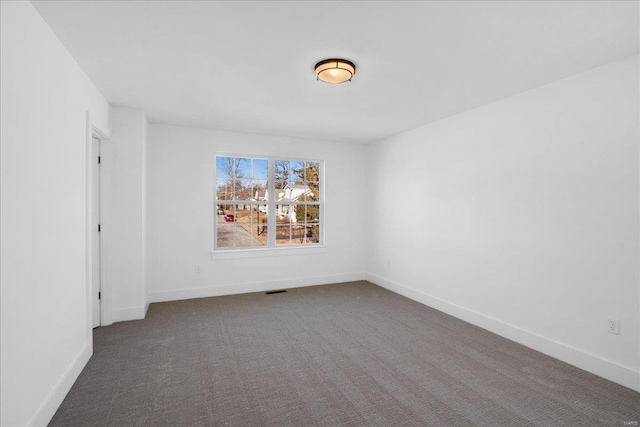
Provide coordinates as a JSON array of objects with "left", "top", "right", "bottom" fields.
[{"left": 265, "top": 289, "right": 287, "bottom": 295}]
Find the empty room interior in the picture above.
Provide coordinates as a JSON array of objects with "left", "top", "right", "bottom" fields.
[{"left": 2, "top": 1, "right": 640, "bottom": 426}]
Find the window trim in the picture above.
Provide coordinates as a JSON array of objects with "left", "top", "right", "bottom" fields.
[
  {"left": 210, "top": 245, "right": 327, "bottom": 260},
  {"left": 213, "top": 154, "right": 325, "bottom": 252}
]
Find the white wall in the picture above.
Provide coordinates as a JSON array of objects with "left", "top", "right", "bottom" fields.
[
  {"left": 366, "top": 55, "right": 640, "bottom": 391},
  {"left": 102, "top": 107, "right": 148, "bottom": 323},
  {"left": 146, "top": 125, "right": 367, "bottom": 302},
  {"left": 0, "top": 2, "right": 111, "bottom": 426}
]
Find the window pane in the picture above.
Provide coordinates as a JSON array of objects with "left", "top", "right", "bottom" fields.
[
  {"left": 289, "top": 224, "right": 308, "bottom": 245},
  {"left": 276, "top": 204, "right": 295, "bottom": 222},
  {"left": 274, "top": 160, "right": 290, "bottom": 183},
  {"left": 217, "top": 156, "right": 246, "bottom": 180},
  {"left": 252, "top": 158, "right": 268, "bottom": 181},
  {"left": 217, "top": 204, "right": 268, "bottom": 248},
  {"left": 216, "top": 205, "right": 236, "bottom": 248},
  {"left": 216, "top": 156, "right": 231, "bottom": 179},
  {"left": 291, "top": 161, "right": 305, "bottom": 184},
  {"left": 233, "top": 204, "right": 246, "bottom": 222},
  {"left": 216, "top": 179, "right": 232, "bottom": 202},
  {"left": 216, "top": 156, "right": 250, "bottom": 201},
  {"left": 275, "top": 225, "right": 291, "bottom": 245},
  {"left": 216, "top": 223, "right": 233, "bottom": 248},
  {"left": 234, "top": 158, "right": 250, "bottom": 180},
  {"left": 218, "top": 197, "right": 235, "bottom": 215},
  {"left": 295, "top": 186, "right": 317, "bottom": 202},
  {"left": 304, "top": 223, "right": 320, "bottom": 244},
  {"left": 249, "top": 205, "right": 268, "bottom": 246},
  {"left": 287, "top": 184, "right": 310, "bottom": 202},
  {"left": 236, "top": 206, "right": 266, "bottom": 247},
  {"left": 298, "top": 193, "right": 312, "bottom": 202},
  {"left": 293, "top": 203, "right": 305, "bottom": 223},
  {"left": 304, "top": 162, "right": 320, "bottom": 182},
  {"left": 305, "top": 204, "right": 320, "bottom": 223},
  {"left": 307, "top": 182, "right": 320, "bottom": 201},
  {"left": 232, "top": 221, "right": 249, "bottom": 248},
  {"left": 235, "top": 180, "right": 253, "bottom": 200},
  {"left": 252, "top": 180, "right": 267, "bottom": 201}
]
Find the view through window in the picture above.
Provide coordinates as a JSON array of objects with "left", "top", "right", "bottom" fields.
[{"left": 215, "top": 156, "right": 321, "bottom": 249}]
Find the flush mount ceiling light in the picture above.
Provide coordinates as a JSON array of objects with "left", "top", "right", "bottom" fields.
[{"left": 314, "top": 58, "right": 356, "bottom": 84}]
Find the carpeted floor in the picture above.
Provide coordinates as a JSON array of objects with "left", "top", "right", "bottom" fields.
[{"left": 50, "top": 281, "right": 639, "bottom": 426}]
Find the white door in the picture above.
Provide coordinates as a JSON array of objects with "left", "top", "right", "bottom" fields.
[{"left": 92, "top": 137, "right": 101, "bottom": 328}]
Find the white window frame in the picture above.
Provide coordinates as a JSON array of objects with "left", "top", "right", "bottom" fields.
[{"left": 212, "top": 154, "right": 325, "bottom": 255}]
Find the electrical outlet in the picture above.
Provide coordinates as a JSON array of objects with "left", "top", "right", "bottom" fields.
[{"left": 607, "top": 318, "right": 620, "bottom": 335}]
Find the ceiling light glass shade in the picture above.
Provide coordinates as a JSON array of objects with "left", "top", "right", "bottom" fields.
[{"left": 315, "top": 59, "right": 356, "bottom": 84}]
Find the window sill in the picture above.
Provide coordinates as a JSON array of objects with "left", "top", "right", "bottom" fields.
[{"left": 210, "top": 245, "right": 327, "bottom": 260}]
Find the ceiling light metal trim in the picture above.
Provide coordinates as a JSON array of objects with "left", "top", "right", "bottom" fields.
[{"left": 314, "top": 58, "right": 356, "bottom": 84}]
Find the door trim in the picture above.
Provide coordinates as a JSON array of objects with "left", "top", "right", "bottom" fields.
[{"left": 86, "top": 113, "right": 112, "bottom": 342}]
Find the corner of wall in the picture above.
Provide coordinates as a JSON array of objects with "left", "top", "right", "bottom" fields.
[
  {"left": 366, "top": 272, "right": 640, "bottom": 392},
  {"left": 363, "top": 56, "right": 639, "bottom": 393},
  {"left": 148, "top": 272, "right": 367, "bottom": 304},
  {"left": 112, "top": 306, "right": 147, "bottom": 323},
  {"left": 105, "top": 107, "right": 149, "bottom": 324},
  {"left": 28, "top": 344, "right": 92, "bottom": 427}
]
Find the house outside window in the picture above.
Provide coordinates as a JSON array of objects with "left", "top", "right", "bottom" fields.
[{"left": 215, "top": 156, "right": 322, "bottom": 249}]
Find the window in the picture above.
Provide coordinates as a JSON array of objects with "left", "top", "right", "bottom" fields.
[{"left": 215, "top": 156, "right": 322, "bottom": 250}]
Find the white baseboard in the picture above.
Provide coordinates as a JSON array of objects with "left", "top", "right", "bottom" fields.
[
  {"left": 148, "top": 272, "right": 366, "bottom": 304},
  {"left": 366, "top": 273, "right": 640, "bottom": 393},
  {"left": 28, "top": 344, "right": 92, "bottom": 427},
  {"left": 112, "top": 305, "right": 146, "bottom": 323}
]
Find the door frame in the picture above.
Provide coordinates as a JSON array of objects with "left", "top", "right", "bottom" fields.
[
  {"left": 86, "top": 113, "right": 111, "bottom": 343},
  {"left": 91, "top": 135, "right": 102, "bottom": 328}
]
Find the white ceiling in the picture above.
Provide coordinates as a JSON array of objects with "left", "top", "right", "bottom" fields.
[{"left": 32, "top": 1, "right": 639, "bottom": 144}]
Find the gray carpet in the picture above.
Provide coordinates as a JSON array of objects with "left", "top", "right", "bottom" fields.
[{"left": 50, "top": 281, "right": 640, "bottom": 426}]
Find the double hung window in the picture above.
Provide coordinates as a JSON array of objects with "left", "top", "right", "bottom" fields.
[{"left": 215, "top": 156, "right": 322, "bottom": 249}]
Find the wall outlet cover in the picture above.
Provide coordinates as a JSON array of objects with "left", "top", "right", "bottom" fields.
[{"left": 607, "top": 318, "right": 621, "bottom": 335}]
